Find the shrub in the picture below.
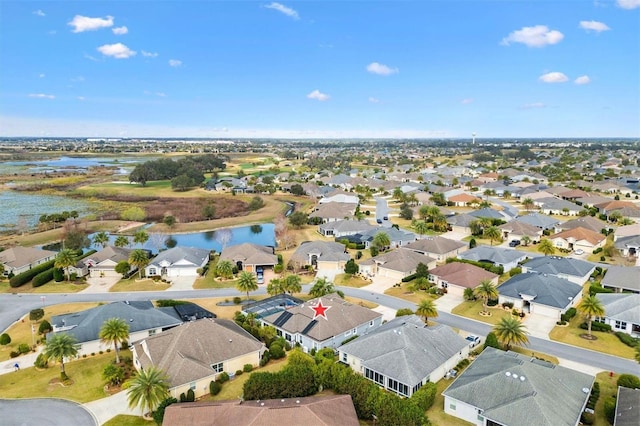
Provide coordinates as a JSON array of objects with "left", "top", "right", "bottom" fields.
[
  {"left": 217, "top": 372, "right": 230, "bottom": 384},
  {"left": 617, "top": 374, "right": 640, "bottom": 389},
  {"left": 235, "top": 370, "right": 243, "bottom": 376},
  {"left": 186, "top": 389, "right": 195, "bottom": 402},
  {"left": 580, "top": 412, "right": 594, "bottom": 425},
  {"left": 410, "top": 382, "right": 437, "bottom": 411},
  {"left": 269, "top": 343, "right": 285, "bottom": 359},
  {"left": 34, "top": 353, "right": 48, "bottom": 369},
  {"left": 9, "top": 260, "right": 55, "bottom": 288},
  {"left": 18, "top": 343, "right": 30, "bottom": 354},
  {"left": 560, "top": 307, "right": 577, "bottom": 322},
  {"left": 401, "top": 273, "right": 417, "bottom": 283},
  {"left": 29, "top": 308, "right": 45, "bottom": 322},
  {"left": 509, "top": 267, "right": 522, "bottom": 277},
  {"left": 9, "top": 351, "right": 20, "bottom": 358},
  {"left": 53, "top": 268, "right": 64, "bottom": 282},
  {"left": 179, "top": 393, "right": 186, "bottom": 403},
  {"left": 233, "top": 296, "right": 242, "bottom": 305},
  {"left": 469, "top": 238, "right": 477, "bottom": 249},
  {"left": 615, "top": 332, "right": 640, "bottom": 348},
  {"left": 32, "top": 269, "right": 54, "bottom": 287},
  {"left": 155, "top": 299, "right": 188, "bottom": 307},
  {"left": 455, "top": 359, "right": 470, "bottom": 371},
  {"left": 38, "top": 320, "right": 52, "bottom": 335},
  {"left": 502, "top": 301, "right": 514, "bottom": 309},
  {"left": 396, "top": 308, "right": 414, "bottom": 317},
  {"left": 103, "top": 364, "right": 125, "bottom": 386},
  {"left": 484, "top": 332, "right": 500, "bottom": 350},
  {"left": 260, "top": 350, "right": 271, "bottom": 367},
  {"left": 0, "top": 333, "right": 11, "bottom": 345},
  {"left": 593, "top": 247, "right": 602, "bottom": 254},
  {"left": 579, "top": 322, "right": 612, "bottom": 333},
  {"left": 209, "top": 381, "right": 222, "bottom": 396},
  {"left": 604, "top": 396, "right": 617, "bottom": 424},
  {"left": 600, "top": 256, "right": 606, "bottom": 261},
  {"left": 153, "top": 397, "right": 178, "bottom": 425},
  {"left": 243, "top": 364, "right": 253, "bottom": 373},
  {"left": 341, "top": 335, "right": 358, "bottom": 346}
]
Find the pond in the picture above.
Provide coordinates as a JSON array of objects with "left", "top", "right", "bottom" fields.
[
  {"left": 89, "top": 223, "right": 276, "bottom": 253},
  {"left": 0, "top": 156, "right": 148, "bottom": 175}
]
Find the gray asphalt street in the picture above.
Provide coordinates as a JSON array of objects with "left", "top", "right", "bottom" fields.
[{"left": 0, "top": 398, "right": 97, "bottom": 426}]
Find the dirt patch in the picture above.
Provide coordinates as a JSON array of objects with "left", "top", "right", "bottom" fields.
[
  {"left": 49, "top": 377, "right": 74, "bottom": 387},
  {"left": 580, "top": 333, "right": 598, "bottom": 341}
]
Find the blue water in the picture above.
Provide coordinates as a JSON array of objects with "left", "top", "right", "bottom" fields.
[
  {"left": 3, "top": 156, "right": 141, "bottom": 168},
  {"left": 0, "top": 192, "right": 94, "bottom": 230},
  {"left": 89, "top": 223, "right": 276, "bottom": 253}
]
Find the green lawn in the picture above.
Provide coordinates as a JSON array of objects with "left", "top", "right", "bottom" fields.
[
  {"left": 0, "top": 281, "right": 88, "bottom": 294},
  {"left": 549, "top": 317, "right": 637, "bottom": 359},
  {"left": 428, "top": 379, "right": 474, "bottom": 426},
  {"left": 450, "top": 300, "right": 514, "bottom": 326},
  {"left": 0, "top": 351, "right": 126, "bottom": 403},
  {"left": 110, "top": 278, "right": 170, "bottom": 292},
  {"left": 333, "top": 273, "right": 371, "bottom": 288},
  {"left": 594, "top": 371, "right": 620, "bottom": 426},
  {"left": 103, "top": 415, "right": 150, "bottom": 426},
  {"left": 384, "top": 283, "right": 439, "bottom": 305}
]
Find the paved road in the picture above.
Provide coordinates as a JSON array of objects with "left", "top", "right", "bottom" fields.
[
  {"left": 374, "top": 197, "right": 392, "bottom": 228},
  {"left": 0, "top": 398, "right": 97, "bottom": 426}
]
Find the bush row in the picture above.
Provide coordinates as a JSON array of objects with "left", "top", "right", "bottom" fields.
[
  {"left": 9, "top": 260, "right": 55, "bottom": 288},
  {"left": 615, "top": 331, "right": 640, "bottom": 348},
  {"left": 560, "top": 307, "right": 577, "bottom": 323},
  {"left": 445, "top": 258, "right": 504, "bottom": 275},
  {"left": 32, "top": 269, "right": 57, "bottom": 288},
  {"left": 579, "top": 321, "right": 612, "bottom": 333}
]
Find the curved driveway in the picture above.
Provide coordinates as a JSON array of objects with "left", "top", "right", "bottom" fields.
[{"left": 0, "top": 398, "right": 97, "bottom": 426}]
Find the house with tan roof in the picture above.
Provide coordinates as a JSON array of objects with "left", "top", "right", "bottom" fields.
[
  {"left": 219, "top": 243, "right": 277, "bottom": 273},
  {"left": 359, "top": 248, "right": 437, "bottom": 281},
  {"left": 70, "top": 246, "right": 134, "bottom": 278},
  {"left": 448, "top": 193, "right": 481, "bottom": 207},
  {"left": 309, "top": 202, "right": 357, "bottom": 223},
  {"left": 162, "top": 395, "right": 360, "bottom": 426},
  {"left": 429, "top": 263, "right": 499, "bottom": 297},
  {"left": 404, "top": 236, "right": 467, "bottom": 262},
  {"left": 132, "top": 318, "right": 265, "bottom": 399},
  {"left": 498, "top": 220, "right": 542, "bottom": 243},
  {"left": 549, "top": 227, "right": 606, "bottom": 252},
  {"left": 555, "top": 216, "right": 611, "bottom": 234},
  {"left": 0, "top": 246, "right": 57, "bottom": 276},
  {"left": 289, "top": 241, "right": 350, "bottom": 274},
  {"left": 261, "top": 293, "right": 383, "bottom": 353}
]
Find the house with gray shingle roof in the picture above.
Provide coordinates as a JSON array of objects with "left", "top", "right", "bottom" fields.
[
  {"left": 458, "top": 246, "right": 529, "bottom": 272},
  {"left": 338, "top": 315, "right": 469, "bottom": 397},
  {"left": 219, "top": 243, "right": 277, "bottom": 274},
  {"left": 71, "top": 246, "right": 134, "bottom": 278},
  {"left": 498, "top": 220, "right": 543, "bottom": 243},
  {"left": 514, "top": 213, "right": 559, "bottom": 231},
  {"left": 498, "top": 272, "right": 583, "bottom": 319},
  {"left": 132, "top": 318, "right": 265, "bottom": 399},
  {"left": 614, "top": 387, "right": 640, "bottom": 426},
  {"left": 359, "top": 248, "right": 437, "bottom": 280},
  {"left": 469, "top": 207, "right": 511, "bottom": 221},
  {"left": 555, "top": 216, "right": 612, "bottom": 234},
  {"left": 318, "top": 219, "right": 377, "bottom": 238},
  {"left": 289, "top": 241, "right": 350, "bottom": 273},
  {"left": 595, "top": 293, "right": 640, "bottom": 337},
  {"left": 443, "top": 347, "right": 594, "bottom": 426},
  {"left": 536, "top": 197, "right": 584, "bottom": 216},
  {"left": 145, "top": 246, "right": 210, "bottom": 278},
  {"left": 405, "top": 236, "right": 467, "bottom": 262},
  {"left": 261, "top": 293, "right": 383, "bottom": 353},
  {"left": 50, "top": 301, "right": 182, "bottom": 356},
  {"left": 447, "top": 213, "right": 477, "bottom": 235},
  {"left": 343, "top": 227, "right": 417, "bottom": 249},
  {"left": 522, "top": 256, "right": 595, "bottom": 285},
  {"left": 601, "top": 266, "right": 640, "bottom": 294},
  {"left": 0, "top": 246, "right": 57, "bottom": 276},
  {"left": 614, "top": 234, "right": 640, "bottom": 258},
  {"left": 309, "top": 202, "right": 358, "bottom": 223}
]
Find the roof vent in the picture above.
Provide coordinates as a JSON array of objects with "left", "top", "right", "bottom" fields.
[
  {"left": 296, "top": 400, "right": 300, "bottom": 404},
  {"left": 520, "top": 376, "right": 525, "bottom": 381},
  {"left": 260, "top": 403, "right": 264, "bottom": 406},
  {"left": 281, "top": 399, "right": 285, "bottom": 402},
  {"left": 582, "top": 388, "right": 590, "bottom": 394},
  {"left": 505, "top": 372, "right": 511, "bottom": 377},
  {"left": 512, "top": 374, "right": 519, "bottom": 379},
  {"left": 129, "top": 319, "right": 133, "bottom": 322}
]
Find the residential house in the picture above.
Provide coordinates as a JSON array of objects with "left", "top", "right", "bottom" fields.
[
  {"left": 162, "top": 395, "right": 360, "bottom": 426},
  {"left": 614, "top": 235, "right": 640, "bottom": 258},
  {"left": 319, "top": 192, "right": 359, "bottom": 205},
  {"left": 429, "top": 263, "right": 499, "bottom": 297},
  {"left": 70, "top": 246, "right": 134, "bottom": 278},
  {"left": 521, "top": 256, "right": 595, "bottom": 285},
  {"left": 448, "top": 193, "right": 481, "bottom": 207},
  {"left": 555, "top": 216, "right": 611, "bottom": 235},
  {"left": 0, "top": 246, "right": 57, "bottom": 276},
  {"left": 536, "top": 197, "right": 584, "bottom": 216},
  {"left": 498, "top": 220, "right": 542, "bottom": 243},
  {"left": 498, "top": 272, "right": 583, "bottom": 319},
  {"left": 359, "top": 248, "right": 437, "bottom": 280},
  {"left": 447, "top": 213, "right": 477, "bottom": 235},
  {"left": 458, "top": 246, "right": 529, "bottom": 272},
  {"left": 443, "top": 347, "right": 594, "bottom": 426},
  {"left": 338, "top": 316, "right": 469, "bottom": 397},
  {"left": 346, "top": 227, "right": 417, "bottom": 249},
  {"left": 404, "top": 236, "right": 467, "bottom": 262},
  {"left": 595, "top": 294, "right": 640, "bottom": 337},
  {"left": 261, "top": 293, "right": 383, "bottom": 353},
  {"left": 242, "top": 294, "right": 303, "bottom": 319},
  {"left": 145, "top": 246, "right": 210, "bottom": 278},
  {"left": 615, "top": 223, "right": 640, "bottom": 239},
  {"left": 468, "top": 207, "right": 510, "bottom": 221},
  {"left": 50, "top": 301, "right": 182, "bottom": 356},
  {"left": 514, "top": 213, "right": 559, "bottom": 231},
  {"left": 132, "top": 318, "right": 264, "bottom": 399},
  {"left": 601, "top": 266, "right": 640, "bottom": 294},
  {"left": 318, "top": 219, "right": 377, "bottom": 238},
  {"left": 288, "top": 241, "right": 350, "bottom": 274},
  {"left": 309, "top": 202, "right": 358, "bottom": 223},
  {"left": 219, "top": 243, "right": 277, "bottom": 273},
  {"left": 548, "top": 227, "right": 606, "bottom": 252},
  {"left": 614, "top": 387, "right": 640, "bottom": 426}
]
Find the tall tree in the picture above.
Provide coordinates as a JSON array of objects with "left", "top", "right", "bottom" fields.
[
  {"left": 267, "top": 278, "right": 285, "bottom": 296},
  {"left": 474, "top": 280, "right": 499, "bottom": 315},
  {"left": 309, "top": 277, "right": 341, "bottom": 298},
  {"left": 577, "top": 295, "right": 605, "bottom": 338},
  {"left": 114, "top": 235, "right": 130, "bottom": 248},
  {"left": 493, "top": 316, "right": 529, "bottom": 350},
  {"left": 520, "top": 235, "right": 531, "bottom": 247},
  {"left": 522, "top": 197, "right": 535, "bottom": 212},
  {"left": 99, "top": 318, "right": 130, "bottom": 364},
  {"left": 54, "top": 249, "right": 77, "bottom": 282},
  {"left": 483, "top": 226, "right": 502, "bottom": 246},
  {"left": 372, "top": 232, "right": 391, "bottom": 251},
  {"left": 414, "top": 221, "right": 429, "bottom": 236},
  {"left": 43, "top": 333, "right": 79, "bottom": 378},
  {"left": 133, "top": 230, "right": 149, "bottom": 246},
  {"left": 283, "top": 274, "right": 302, "bottom": 294},
  {"left": 538, "top": 239, "right": 555, "bottom": 256},
  {"left": 92, "top": 231, "right": 110, "bottom": 248},
  {"left": 125, "top": 367, "right": 170, "bottom": 417},
  {"left": 237, "top": 271, "right": 258, "bottom": 300},
  {"left": 416, "top": 299, "right": 438, "bottom": 325},
  {"left": 129, "top": 249, "right": 150, "bottom": 279},
  {"left": 215, "top": 260, "right": 234, "bottom": 279}
]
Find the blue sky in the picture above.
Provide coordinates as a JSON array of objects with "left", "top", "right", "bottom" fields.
[{"left": 0, "top": 1, "right": 639, "bottom": 138}]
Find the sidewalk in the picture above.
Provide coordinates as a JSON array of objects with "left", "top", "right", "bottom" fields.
[
  {"left": 84, "top": 390, "right": 143, "bottom": 425},
  {"left": 0, "top": 347, "right": 43, "bottom": 376}
]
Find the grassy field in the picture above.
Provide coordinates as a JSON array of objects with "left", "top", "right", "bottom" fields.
[
  {"left": 0, "top": 350, "right": 126, "bottom": 403},
  {"left": 0, "top": 280, "right": 88, "bottom": 294},
  {"left": 549, "top": 316, "right": 637, "bottom": 359},
  {"left": 450, "top": 300, "right": 514, "bottom": 326},
  {"left": 594, "top": 371, "right": 620, "bottom": 426},
  {"left": 333, "top": 273, "right": 371, "bottom": 288},
  {"left": 0, "top": 302, "right": 101, "bottom": 362},
  {"left": 103, "top": 415, "right": 149, "bottom": 426},
  {"left": 384, "top": 283, "right": 439, "bottom": 305},
  {"left": 110, "top": 278, "right": 171, "bottom": 292}
]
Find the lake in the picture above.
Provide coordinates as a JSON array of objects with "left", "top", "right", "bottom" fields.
[
  {"left": 89, "top": 223, "right": 276, "bottom": 253},
  {"left": 0, "top": 191, "right": 95, "bottom": 230}
]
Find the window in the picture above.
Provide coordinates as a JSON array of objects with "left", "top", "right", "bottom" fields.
[
  {"left": 345, "top": 330, "right": 351, "bottom": 337},
  {"left": 369, "top": 320, "right": 374, "bottom": 327},
  {"left": 387, "top": 378, "right": 409, "bottom": 397},
  {"left": 341, "top": 352, "right": 347, "bottom": 363},
  {"left": 285, "top": 333, "right": 292, "bottom": 342},
  {"left": 211, "top": 362, "right": 223, "bottom": 373},
  {"left": 352, "top": 328, "right": 357, "bottom": 335},
  {"left": 148, "top": 329, "right": 156, "bottom": 337},
  {"left": 189, "top": 381, "right": 196, "bottom": 390},
  {"left": 365, "top": 368, "right": 385, "bottom": 386},
  {"left": 149, "top": 268, "right": 156, "bottom": 275},
  {"left": 412, "top": 382, "right": 423, "bottom": 394},
  {"left": 478, "top": 415, "right": 484, "bottom": 422},
  {"left": 449, "top": 403, "right": 456, "bottom": 411},
  {"left": 615, "top": 320, "right": 627, "bottom": 329}
]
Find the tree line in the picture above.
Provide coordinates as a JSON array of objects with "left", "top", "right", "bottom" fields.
[{"left": 129, "top": 155, "right": 228, "bottom": 189}]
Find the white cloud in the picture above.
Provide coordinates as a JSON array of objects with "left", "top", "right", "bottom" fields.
[
  {"left": 156, "top": 92, "right": 167, "bottom": 97},
  {"left": 366, "top": 62, "right": 399, "bottom": 76},
  {"left": 142, "top": 50, "right": 158, "bottom": 58},
  {"left": 28, "top": 93, "right": 55, "bottom": 99},
  {"left": 617, "top": 0, "right": 640, "bottom": 9},
  {"left": 97, "top": 43, "right": 136, "bottom": 59},
  {"left": 39, "top": 73, "right": 45, "bottom": 78},
  {"left": 168, "top": 59, "right": 182, "bottom": 67},
  {"left": 368, "top": 97, "right": 380, "bottom": 103},
  {"left": 33, "top": 10, "right": 45, "bottom": 17},
  {"left": 501, "top": 25, "right": 564, "bottom": 47},
  {"left": 574, "top": 75, "right": 591, "bottom": 85},
  {"left": 144, "top": 91, "right": 167, "bottom": 97},
  {"left": 307, "top": 90, "right": 330, "bottom": 101},
  {"left": 461, "top": 98, "right": 474, "bottom": 105},
  {"left": 520, "top": 102, "right": 546, "bottom": 109},
  {"left": 112, "top": 26, "right": 128, "bottom": 35},
  {"left": 579, "top": 20, "right": 610, "bottom": 32},
  {"left": 71, "top": 76, "right": 85, "bottom": 83},
  {"left": 539, "top": 71, "right": 569, "bottom": 83},
  {"left": 264, "top": 2, "right": 300, "bottom": 20},
  {"left": 77, "top": 96, "right": 85, "bottom": 101},
  {"left": 68, "top": 15, "right": 114, "bottom": 33}
]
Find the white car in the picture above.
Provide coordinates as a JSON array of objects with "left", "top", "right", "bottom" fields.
[
  {"left": 574, "top": 249, "right": 585, "bottom": 255},
  {"left": 465, "top": 335, "right": 481, "bottom": 348}
]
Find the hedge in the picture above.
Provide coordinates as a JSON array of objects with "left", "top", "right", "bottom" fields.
[
  {"left": 401, "top": 273, "right": 417, "bottom": 283},
  {"left": 9, "top": 260, "right": 55, "bottom": 288},
  {"left": 617, "top": 374, "right": 640, "bottom": 389},
  {"left": 615, "top": 332, "right": 640, "bottom": 348},
  {"left": 32, "top": 269, "right": 55, "bottom": 287},
  {"left": 580, "top": 321, "right": 612, "bottom": 333},
  {"left": 445, "top": 258, "right": 504, "bottom": 275},
  {"left": 560, "top": 307, "right": 577, "bottom": 323}
]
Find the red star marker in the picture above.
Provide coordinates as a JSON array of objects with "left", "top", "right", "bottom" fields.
[{"left": 310, "top": 299, "right": 331, "bottom": 320}]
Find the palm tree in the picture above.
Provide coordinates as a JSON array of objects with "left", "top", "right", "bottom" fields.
[
  {"left": 99, "top": 318, "right": 130, "bottom": 364},
  {"left": 577, "top": 295, "right": 605, "bottom": 338},
  {"left": 521, "top": 235, "right": 531, "bottom": 247},
  {"left": 414, "top": 221, "right": 429, "bottom": 236},
  {"left": 215, "top": 260, "right": 234, "bottom": 279},
  {"left": 283, "top": 274, "right": 302, "bottom": 294},
  {"left": 474, "top": 280, "right": 499, "bottom": 315},
  {"left": 538, "top": 238, "right": 555, "bottom": 256},
  {"left": 43, "top": 333, "right": 79, "bottom": 378},
  {"left": 416, "top": 299, "right": 438, "bottom": 325},
  {"left": 267, "top": 278, "right": 285, "bottom": 296},
  {"left": 393, "top": 187, "right": 405, "bottom": 202},
  {"left": 125, "top": 366, "right": 170, "bottom": 417},
  {"left": 55, "top": 249, "right": 77, "bottom": 282},
  {"left": 133, "top": 230, "right": 149, "bottom": 246},
  {"left": 432, "top": 214, "right": 448, "bottom": 232},
  {"left": 522, "top": 197, "right": 535, "bottom": 212},
  {"left": 372, "top": 231, "right": 391, "bottom": 251},
  {"left": 129, "top": 249, "right": 150, "bottom": 279},
  {"left": 92, "top": 231, "right": 110, "bottom": 248},
  {"left": 114, "top": 235, "right": 130, "bottom": 248},
  {"left": 463, "top": 287, "right": 475, "bottom": 301},
  {"left": 483, "top": 226, "right": 502, "bottom": 246},
  {"left": 309, "top": 277, "right": 338, "bottom": 298},
  {"left": 426, "top": 206, "right": 441, "bottom": 221},
  {"left": 237, "top": 271, "right": 258, "bottom": 300},
  {"left": 493, "top": 316, "right": 529, "bottom": 350}
]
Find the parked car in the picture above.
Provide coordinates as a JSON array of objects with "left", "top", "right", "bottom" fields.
[
  {"left": 509, "top": 240, "right": 521, "bottom": 247},
  {"left": 465, "top": 335, "right": 481, "bottom": 348},
  {"left": 574, "top": 249, "right": 584, "bottom": 255},
  {"left": 256, "top": 267, "right": 264, "bottom": 284},
  {"left": 383, "top": 216, "right": 388, "bottom": 220},
  {"left": 376, "top": 218, "right": 383, "bottom": 224}
]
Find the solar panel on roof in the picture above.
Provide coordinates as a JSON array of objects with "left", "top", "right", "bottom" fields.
[
  {"left": 273, "top": 311, "right": 292, "bottom": 327},
  {"left": 301, "top": 320, "right": 317, "bottom": 335}
]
